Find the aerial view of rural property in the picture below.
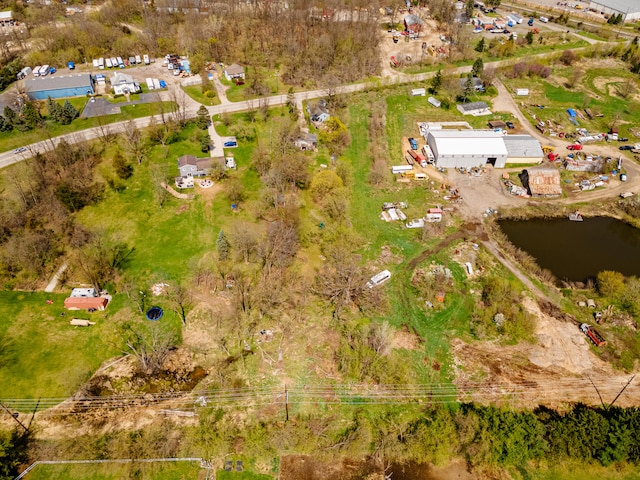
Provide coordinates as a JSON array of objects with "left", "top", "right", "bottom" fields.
[{"left": 2, "top": 0, "right": 640, "bottom": 478}]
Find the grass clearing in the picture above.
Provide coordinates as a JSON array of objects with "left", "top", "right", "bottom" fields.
[
  {"left": 25, "top": 461, "right": 203, "bottom": 479},
  {"left": 182, "top": 84, "right": 221, "bottom": 106},
  {"left": 0, "top": 291, "right": 119, "bottom": 401}
]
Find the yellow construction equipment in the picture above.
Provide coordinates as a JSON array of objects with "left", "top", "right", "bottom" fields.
[{"left": 542, "top": 145, "right": 555, "bottom": 154}]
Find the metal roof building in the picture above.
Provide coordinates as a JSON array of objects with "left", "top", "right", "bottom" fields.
[
  {"left": 24, "top": 74, "right": 94, "bottom": 100},
  {"left": 589, "top": 0, "right": 640, "bottom": 21},
  {"left": 426, "top": 130, "right": 508, "bottom": 169},
  {"left": 520, "top": 165, "right": 562, "bottom": 197},
  {"left": 503, "top": 135, "right": 544, "bottom": 164}
]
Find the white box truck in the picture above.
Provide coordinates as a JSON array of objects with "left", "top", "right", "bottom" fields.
[
  {"left": 391, "top": 165, "right": 413, "bottom": 174},
  {"left": 143, "top": 54, "right": 150, "bottom": 65},
  {"left": 40, "top": 65, "right": 50, "bottom": 76},
  {"left": 135, "top": 55, "right": 142, "bottom": 64},
  {"left": 153, "top": 78, "right": 161, "bottom": 89},
  {"left": 33, "top": 65, "right": 41, "bottom": 77},
  {"left": 146, "top": 78, "right": 154, "bottom": 90},
  {"left": 98, "top": 58, "right": 104, "bottom": 69},
  {"left": 105, "top": 58, "right": 113, "bottom": 68},
  {"left": 92, "top": 59, "right": 99, "bottom": 68}
]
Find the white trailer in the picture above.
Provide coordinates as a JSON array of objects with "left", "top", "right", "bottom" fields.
[
  {"left": 92, "top": 59, "right": 99, "bottom": 68},
  {"left": 33, "top": 65, "right": 41, "bottom": 77},
  {"left": 98, "top": 58, "right": 104, "bottom": 69},
  {"left": 391, "top": 165, "right": 413, "bottom": 174},
  {"left": 135, "top": 55, "right": 142, "bottom": 64},
  {"left": 153, "top": 78, "right": 161, "bottom": 89},
  {"left": 40, "top": 65, "right": 50, "bottom": 76},
  {"left": 411, "top": 88, "right": 426, "bottom": 96},
  {"left": 105, "top": 58, "right": 113, "bottom": 68},
  {"left": 146, "top": 78, "right": 155, "bottom": 90},
  {"left": 110, "top": 57, "right": 118, "bottom": 67},
  {"left": 143, "top": 54, "right": 150, "bottom": 65}
]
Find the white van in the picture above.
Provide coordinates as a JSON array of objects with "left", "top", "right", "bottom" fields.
[{"left": 367, "top": 270, "right": 391, "bottom": 289}]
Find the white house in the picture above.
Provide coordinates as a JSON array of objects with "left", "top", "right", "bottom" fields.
[
  {"left": 177, "top": 155, "right": 212, "bottom": 177},
  {"left": 223, "top": 63, "right": 245, "bottom": 81},
  {"left": 110, "top": 72, "right": 141, "bottom": 95}
]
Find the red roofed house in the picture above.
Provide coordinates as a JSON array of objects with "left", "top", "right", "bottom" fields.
[{"left": 64, "top": 296, "right": 109, "bottom": 311}]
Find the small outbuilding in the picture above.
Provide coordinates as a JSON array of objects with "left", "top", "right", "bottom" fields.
[
  {"left": 520, "top": 165, "right": 562, "bottom": 197},
  {"left": 24, "top": 74, "right": 94, "bottom": 100},
  {"left": 515, "top": 88, "right": 529, "bottom": 96},
  {"left": 223, "top": 63, "right": 245, "bottom": 82},
  {"left": 457, "top": 101, "right": 490, "bottom": 116},
  {"left": 294, "top": 133, "right": 318, "bottom": 150},
  {"left": 404, "top": 14, "right": 424, "bottom": 34},
  {"left": 64, "top": 296, "right": 109, "bottom": 311},
  {"left": 488, "top": 120, "right": 506, "bottom": 129},
  {"left": 428, "top": 96, "right": 441, "bottom": 108},
  {"left": 411, "top": 88, "right": 426, "bottom": 97}
]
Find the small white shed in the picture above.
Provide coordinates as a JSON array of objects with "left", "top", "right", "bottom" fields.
[
  {"left": 412, "top": 88, "right": 426, "bottom": 96},
  {"left": 516, "top": 88, "right": 529, "bottom": 96},
  {"left": 428, "top": 96, "right": 441, "bottom": 108}
]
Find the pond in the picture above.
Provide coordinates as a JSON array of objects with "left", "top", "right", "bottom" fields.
[{"left": 498, "top": 216, "right": 640, "bottom": 283}]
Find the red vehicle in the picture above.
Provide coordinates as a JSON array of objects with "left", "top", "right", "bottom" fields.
[
  {"left": 566, "top": 144, "right": 583, "bottom": 150},
  {"left": 548, "top": 152, "right": 560, "bottom": 161}
]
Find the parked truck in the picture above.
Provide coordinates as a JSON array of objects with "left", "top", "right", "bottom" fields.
[{"left": 580, "top": 323, "right": 606, "bottom": 347}]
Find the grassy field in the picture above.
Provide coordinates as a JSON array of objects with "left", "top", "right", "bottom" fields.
[
  {"left": 25, "top": 461, "right": 203, "bottom": 479},
  {"left": 0, "top": 291, "right": 119, "bottom": 401},
  {"left": 501, "top": 61, "right": 640, "bottom": 142},
  {"left": 525, "top": 461, "right": 640, "bottom": 480},
  {"left": 0, "top": 101, "right": 176, "bottom": 153}
]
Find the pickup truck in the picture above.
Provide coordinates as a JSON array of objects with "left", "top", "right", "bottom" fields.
[
  {"left": 408, "top": 138, "right": 418, "bottom": 150},
  {"left": 566, "top": 144, "right": 583, "bottom": 150}
]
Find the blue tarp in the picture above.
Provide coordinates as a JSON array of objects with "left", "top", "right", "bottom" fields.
[{"left": 567, "top": 108, "right": 577, "bottom": 117}]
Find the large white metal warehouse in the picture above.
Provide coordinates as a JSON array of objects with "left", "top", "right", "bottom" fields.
[
  {"left": 588, "top": 0, "right": 640, "bottom": 22},
  {"left": 426, "top": 130, "right": 508, "bottom": 169}
]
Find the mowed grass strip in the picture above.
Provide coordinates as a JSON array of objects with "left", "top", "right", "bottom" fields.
[{"left": 25, "top": 461, "right": 204, "bottom": 480}]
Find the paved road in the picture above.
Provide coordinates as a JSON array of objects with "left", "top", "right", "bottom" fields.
[{"left": 0, "top": 43, "right": 628, "bottom": 174}]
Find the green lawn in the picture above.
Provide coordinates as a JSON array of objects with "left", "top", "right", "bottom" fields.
[
  {"left": 182, "top": 85, "right": 221, "bottom": 106},
  {"left": 25, "top": 461, "right": 203, "bottom": 479},
  {"left": 0, "top": 291, "right": 120, "bottom": 401},
  {"left": 0, "top": 101, "right": 176, "bottom": 153}
]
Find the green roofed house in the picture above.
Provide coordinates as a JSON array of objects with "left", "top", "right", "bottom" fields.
[{"left": 24, "top": 73, "right": 94, "bottom": 100}]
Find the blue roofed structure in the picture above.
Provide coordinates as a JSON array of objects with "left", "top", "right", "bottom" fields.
[{"left": 24, "top": 74, "right": 94, "bottom": 100}]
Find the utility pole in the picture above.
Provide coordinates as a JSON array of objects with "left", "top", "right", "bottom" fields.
[
  {"left": 284, "top": 384, "right": 289, "bottom": 421},
  {"left": 0, "top": 401, "right": 29, "bottom": 432}
]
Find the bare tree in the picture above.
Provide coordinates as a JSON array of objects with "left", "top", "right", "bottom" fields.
[
  {"left": 230, "top": 221, "right": 260, "bottom": 264},
  {"left": 121, "top": 120, "right": 147, "bottom": 164},
  {"left": 168, "top": 283, "right": 193, "bottom": 324}
]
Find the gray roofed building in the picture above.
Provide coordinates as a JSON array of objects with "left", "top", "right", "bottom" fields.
[
  {"left": 404, "top": 14, "right": 424, "bottom": 33},
  {"left": 589, "top": 0, "right": 640, "bottom": 21},
  {"left": 223, "top": 64, "right": 245, "bottom": 81},
  {"left": 24, "top": 74, "right": 94, "bottom": 100},
  {"left": 459, "top": 77, "right": 485, "bottom": 91},
  {"left": 503, "top": 135, "right": 544, "bottom": 164},
  {"left": 457, "top": 101, "right": 490, "bottom": 116}
]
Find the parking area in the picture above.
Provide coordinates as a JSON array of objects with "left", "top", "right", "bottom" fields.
[{"left": 80, "top": 93, "right": 161, "bottom": 118}]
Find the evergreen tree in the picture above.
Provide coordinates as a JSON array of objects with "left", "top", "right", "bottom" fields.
[
  {"left": 196, "top": 105, "right": 210, "bottom": 129},
  {"left": 463, "top": 75, "right": 475, "bottom": 102},
  {"left": 216, "top": 229, "right": 230, "bottom": 260},
  {"left": 429, "top": 69, "right": 442, "bottom": 95},
  {"left": 21, "top": 102, "right": 41, "bottom": 130},
  {"left": 199, "top": 131, "right": 210, "bottom": 152},
  {"left": 286, "top": 87, "right": 296, "bottom": 115},
  {"left": 475, "top": 37, "right": 486, "bottom": 53},
  {"left": 0, "top": 114, "right": 11, "bottom": 132},
  {"left": 525, "top": 30, "right": 534, "bottom": 45},
  {"left": 113, "top": 152, "right": 133, "bottom": 180},
  {"left": 3, "top": 106, "right": 19, "bottom": 128},
  {"left": 464, "top": 0, "right": 474, "bottom": 18},
  {"left": 61, "top": 100, "right": 79, "bottom": 125},
  {"left": 471, "top": 57, "right": 484, "bottom": 77},
  {"left": 47, "top": 97, "right": 64, "bottom": 123}
]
